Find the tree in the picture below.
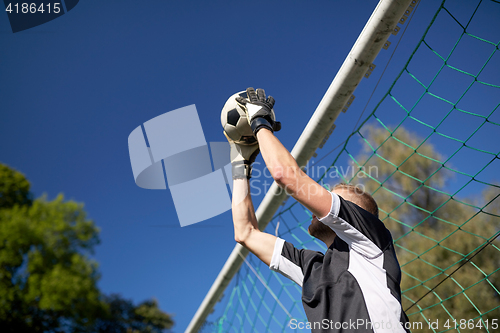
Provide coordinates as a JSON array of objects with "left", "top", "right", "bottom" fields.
[
  {"left": 0, "top": 164, "right": 32, "bottom": 209},
  {"left": 350, "top": 125, "right": 500, "bottom": 331},
  {"left": 0, "top": 163, "right": 174, "bottom": 332},
  {"left": 95, "top": 295, "right": 174, "bottom": 333}
]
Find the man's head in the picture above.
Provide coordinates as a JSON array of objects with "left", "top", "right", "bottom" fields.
[
  {"left": 331, "top": 183, "right": 379, "bottom": 218},
  {"left": 308, "top": 183, "right": 379, "bottom": 246}
]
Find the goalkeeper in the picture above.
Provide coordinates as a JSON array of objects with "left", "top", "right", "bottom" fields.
[{"left": 225, "top": 87, "right": 410, "bottom": 333}]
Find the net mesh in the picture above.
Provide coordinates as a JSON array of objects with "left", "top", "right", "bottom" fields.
[{"left": 203, "top": 0, "right": 500, "bottom": 331}]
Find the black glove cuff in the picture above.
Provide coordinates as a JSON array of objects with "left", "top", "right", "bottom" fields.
[
  {"left": 250, "top": 117, "right": 274, "bottom": 135},
  {"left": 232, "top": 161, "right": 252, "bottom": 179}
]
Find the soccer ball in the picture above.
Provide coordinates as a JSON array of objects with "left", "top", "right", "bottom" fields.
[{"left": 221, "top": 91, "right": 276, "bottom": 145}]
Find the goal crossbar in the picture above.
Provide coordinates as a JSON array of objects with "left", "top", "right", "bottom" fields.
[{"left": 186, "top": 0, "right": 413, "bottom": 331}]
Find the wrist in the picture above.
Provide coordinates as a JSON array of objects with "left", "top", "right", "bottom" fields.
[
  {"left": 250, "top": 117, "right": 274, "bottom": 135},
  {"left": 232, "top": 161, "right": 253, "bottom": 179},
  {"left": 256, "top": 127, "right": 274, "bottom": 142}
]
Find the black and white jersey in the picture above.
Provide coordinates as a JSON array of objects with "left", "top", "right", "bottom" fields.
[{"left": 270, "top": 192, "right": 410, "bottom": 333}]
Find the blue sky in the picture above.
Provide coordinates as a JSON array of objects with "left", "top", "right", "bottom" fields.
[{"left": 1, "top": 0, "right": 499, "bottom": 331}]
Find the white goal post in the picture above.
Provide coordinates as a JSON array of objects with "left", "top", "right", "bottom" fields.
[{"left": 186, "top": 0, "right": 413, "bottom": 331}]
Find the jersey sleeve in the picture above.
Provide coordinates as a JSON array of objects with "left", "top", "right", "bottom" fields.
[
  {"left": 318, "top": 191, "right": 392, "bottom": 258},
  {"left": 269, "top": 238, "right": 322, "bottom": 287}
]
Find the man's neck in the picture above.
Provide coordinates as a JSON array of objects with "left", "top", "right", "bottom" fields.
[{"left": 324, "top": 236, "right": 336, "bottom": 248}]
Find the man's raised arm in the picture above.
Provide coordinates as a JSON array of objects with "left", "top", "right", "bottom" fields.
[
  {"left": 231, "top": 178, "right": 277, "bottom": 266},
  {"left": 223, "top": 130, "right": 276, "bottom": 266},
  {"left": 236, "top": 87, "right": 332, "bottom": 220}
]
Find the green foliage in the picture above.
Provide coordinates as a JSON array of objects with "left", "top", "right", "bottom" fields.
[
  {"left": 0, "top": 163, "right": 174, "bottom": 332},
  {"left": 352, "top": 126, "right": 500, "bottom": 331},
  {"left": 0, "top": 191, "right": 102, "bottom": 331},
  {"left": 95, "top": 295, "right": 174, "bottom": 333},
  {"left": 0, "top": 163, "right": 32, "bottom": 209}
]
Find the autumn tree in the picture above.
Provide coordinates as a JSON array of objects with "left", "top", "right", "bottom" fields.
[{"left": 350, "top": 125, "right": 500, "bottom": 331}]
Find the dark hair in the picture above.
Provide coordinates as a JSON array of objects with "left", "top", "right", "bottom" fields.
[{"left": 332, "top": 183, "right": 379, "bottom": 218}]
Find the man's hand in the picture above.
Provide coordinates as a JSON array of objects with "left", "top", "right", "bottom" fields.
[
  {"left": 236, "top": 87, "right": 281, "bottom": 135},
  {"left": 224, "top": 132, "right": 259, "bottom": 179}
]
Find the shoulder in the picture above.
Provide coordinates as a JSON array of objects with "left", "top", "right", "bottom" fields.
[
  {"left": 319, "top": 192, "right": 393, "bottom": 256},
  {"left": 270, "top": 238, "right": 324, "bottom": 287},
  {"left": 272, "top": 238, "right": 324, "bottom": 266},
  {"left": 337, "top": 195, "right": 393, "bottom": 250}
]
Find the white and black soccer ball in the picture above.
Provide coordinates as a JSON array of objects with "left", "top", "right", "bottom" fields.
[{"left": 221, "top": 91, "right": 276, "bottom": 145}]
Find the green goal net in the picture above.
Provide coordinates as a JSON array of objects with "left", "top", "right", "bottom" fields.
[{"left": 204, "top": 0, "right": 500, "bottom": 331}]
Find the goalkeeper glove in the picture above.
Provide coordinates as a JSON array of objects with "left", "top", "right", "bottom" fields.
[
  {"left": 224, "top": 132, "right": 259, "bottom": 179},
  {"left": 235, "top": 87, "right": 281, "bottom": 135}
]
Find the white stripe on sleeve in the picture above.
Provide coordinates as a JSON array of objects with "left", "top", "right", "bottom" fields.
[
  {"left": 269, "top": 238, "right": 304, "bottom": 287},
  {"left": 319, "top": 192, "right": 382, "bottom": 258}
]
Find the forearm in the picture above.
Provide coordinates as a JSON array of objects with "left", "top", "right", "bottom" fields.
[
  {"left": 256, "top": 128, "right": 332, "bottom": 218},
  {"left": 231, "top": 178, "right": 277, "bottom": 265},
  {"left": 256, "top": 129, "right": 304, "bottom": 190},
  {"left": 232, "top": 178, "right": 259, "bottom": 243}
]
